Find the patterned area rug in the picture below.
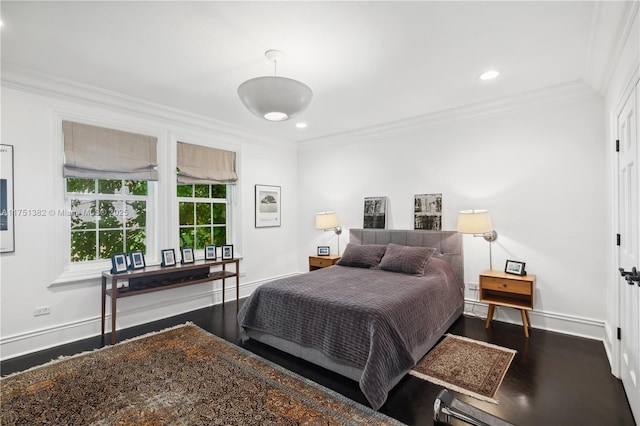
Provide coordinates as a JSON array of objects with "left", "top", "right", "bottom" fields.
[
  {"left": 409, "top": 334, "right": 516, "bottom": 403},
  {"left": 1, "top": 324, "right": 403, "bottom": 425}
]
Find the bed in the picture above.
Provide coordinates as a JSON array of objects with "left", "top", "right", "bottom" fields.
[{"left": 237, "top": 229, "right": 464, "bottom": 409}]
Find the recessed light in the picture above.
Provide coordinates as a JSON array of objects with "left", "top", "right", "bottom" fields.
[
  {"left": 480, "top": 70, "right": 500, "bottom": 81},
  {"left": 296, "top": 122, "right": 307, "bottom": 129}
]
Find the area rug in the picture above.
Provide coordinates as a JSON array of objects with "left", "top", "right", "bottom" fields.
[
  {"left": 1, "top": 324, "right": 403, "bottom": 425},
  {"left": 409, "top": 334, "right": 516, "bottom": 403}
]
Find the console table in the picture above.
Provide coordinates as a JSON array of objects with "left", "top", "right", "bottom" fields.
[{"left": 101, "top": 258, "right": 239, "bottom": 344}]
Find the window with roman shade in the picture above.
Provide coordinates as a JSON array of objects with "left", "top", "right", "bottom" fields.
[
  {"left": 176, "top": 142, "right": 237, "bottom": 250},
  {"left": 62, "top": 121, "right": 158, "bottom": 263},
  {"left": 176, "top": 142, "right": 237, "bottom": 184},
  {"left": 63, "top": 120, "right": 158, "bottom": 180}
]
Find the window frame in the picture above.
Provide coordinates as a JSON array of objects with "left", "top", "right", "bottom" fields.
[{"left": 177, "top": 183, "right": 231, "bottom": 256}]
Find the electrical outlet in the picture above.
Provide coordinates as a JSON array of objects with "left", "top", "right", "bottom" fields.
[
  {"left": 33, "top": 306, "right": 51, "bottom": 316},
  {"left": 468, "top": 283, "right": 479, "bottom": 291}
]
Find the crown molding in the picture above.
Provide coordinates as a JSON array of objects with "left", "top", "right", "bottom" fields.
[
  {"left": 1, "top": 63, "right": 291, "bottom": 149},
  {"left": 583, "top": 1, "right": 640, "bottom": 94},
  {"left": 298, "top": 80, "right": 600, "bottom": 150}
]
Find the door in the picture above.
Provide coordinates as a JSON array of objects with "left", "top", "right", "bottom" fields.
[{"left": 617, "top": 84, "right": 640, "bottom": 422}]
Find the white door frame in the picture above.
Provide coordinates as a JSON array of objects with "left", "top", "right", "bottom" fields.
[{"left": 611, "top": 65, "right": 639, "bottom": 378}]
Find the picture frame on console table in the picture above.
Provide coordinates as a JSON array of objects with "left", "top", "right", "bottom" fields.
[
  {"left": 128, "top": 251, "right": 146, "bottom": 270},
  {"left": 505, "top": 260, "right": 526, "bottom": 276},
  {"left": 161, "top": 249, "right": 176, "bottom": 267},
  {"left": 222, "top": 244, "right": 234, "bottom": 260},
  {"left": 317, "top": 246, "right": 330, "bottom": 256},
  {"left": 204, "top": 245, "right": 217, "bottom": 260},
  {"left": 181, "top": 247, "right": 194, "bottom": 264},
  {"left": 111, "top": 253, "right": 128, "bottom": 274}
]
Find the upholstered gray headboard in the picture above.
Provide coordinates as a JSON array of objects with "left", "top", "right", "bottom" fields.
[{"left": 349, "top": 229, "right": 464, "bottom": 289}]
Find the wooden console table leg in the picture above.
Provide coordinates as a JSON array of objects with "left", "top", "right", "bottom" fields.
[
  {"left": 485, "top": 304, "right": 496, "bottom": 329},
  {"left": 222, "top": 263, "right": 226, "bottom": 306},
  {"left": 524, "top": 310, "right": 531, "bottom": 329},
  {"left": 235, "top": 259, "right": 239, "bottom": 311},
  {"left": 101, "top": 276, "right": 106, "bottom": 337},
  {"left": 111, "top": 277, "right": 117, "bottom": 345}
]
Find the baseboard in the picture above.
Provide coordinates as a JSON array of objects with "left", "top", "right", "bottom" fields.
[
  {"left": 464, "top": 299, "right": 606, "bottom": 341},
  {"left": 0, "top": 274, "right": 296, "bottom": 361}
]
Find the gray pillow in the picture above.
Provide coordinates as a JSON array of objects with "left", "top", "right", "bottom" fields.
[
  {"left": 336, "top": 243, "right": 387, "bottom": 269},
  {"left": 378, "top": 243, "right": 436, "bottom": 276}
]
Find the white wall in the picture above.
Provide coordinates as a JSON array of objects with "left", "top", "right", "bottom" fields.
[
  {"left": 298, "top": 86, "right": 607, "bottom": 339},
  {"left": 0, "top": 84, "right": 299, "bottom": 360}
]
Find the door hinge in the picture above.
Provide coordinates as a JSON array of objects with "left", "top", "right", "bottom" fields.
[
  {"left": 617, "top": 234, "right": 621, "bottom": 246},
  {"left": 616, "top": 139, "right": 620, "bottom": 152},
  {"left": 617, "top": 327, "right": 621, "bottom": 340}
]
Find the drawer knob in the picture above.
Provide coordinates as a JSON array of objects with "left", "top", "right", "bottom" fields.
[{"left": 502, "top": 283, "right": 507, "bottom": 288}]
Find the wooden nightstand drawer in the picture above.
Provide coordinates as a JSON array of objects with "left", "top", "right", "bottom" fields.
[
  {"left": 480, "top": 276, "right": 532, "bottom": 295},
  {"left": 309, "top": 255, "right": 341, "bottom": 271}
]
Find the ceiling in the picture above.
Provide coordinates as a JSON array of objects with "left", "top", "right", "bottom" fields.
[{"left": 0, "top": 1, "right": 629, "bottom": 143}]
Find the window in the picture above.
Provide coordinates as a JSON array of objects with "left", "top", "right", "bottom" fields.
[
  {"left": 67, "top": 178, "right": 149, "bottom": 262},
  {"left": 178, "top": 184, "right": 228, "bottom": 249}
]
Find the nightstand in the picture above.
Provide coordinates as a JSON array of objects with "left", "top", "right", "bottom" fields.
[
  {"left": 309, "top": 255, "right": 341, "bottom": 271},
  {"left": 480, "top": 270, "right": 536, "bottom": 337}
]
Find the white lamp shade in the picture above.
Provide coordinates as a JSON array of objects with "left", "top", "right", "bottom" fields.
[
  {"left": 457, "top": 209, "right": 493, "bottom": 234},
  {"left": 316, "top": 211, "right": 339, "bottom": 229},
  {"left": 238, "top": 76, "right": 313, "bottom": 121}
]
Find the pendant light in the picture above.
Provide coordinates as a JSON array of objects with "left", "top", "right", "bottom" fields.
[{"left": 238, "top": 50, "right": 313, "bottom": 122}]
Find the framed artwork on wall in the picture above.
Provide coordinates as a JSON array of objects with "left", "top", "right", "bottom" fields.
[
  {"left": 363, "top": 196, "right": 387, "bottom": 229},
  {"left": 0, "top": 144, "right": 15, "bottom": 253},
  {"left": 413, "top": 193, "right": 442, "bottom": 230},
  {"left": 255, "top": 184, "right": 281, "bottom": 228}
]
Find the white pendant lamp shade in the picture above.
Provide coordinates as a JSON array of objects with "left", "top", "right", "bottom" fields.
[
  {"left": 238, "top": 76, "right": 313, "bottom": 121},
  {"left": 238, "top": 50, "right": 313, "bottom": 122}
]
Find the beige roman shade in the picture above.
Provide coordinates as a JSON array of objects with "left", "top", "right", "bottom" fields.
[
  {"left": 63, "top": 121, "right": 158, "bottom": 180},
  {"left": 177, "top": 142, "right": 238, "bottom": 184}
]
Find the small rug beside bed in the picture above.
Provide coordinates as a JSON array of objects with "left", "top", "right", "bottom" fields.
[
  {"left": 1, "top": 324, "right": 402, "bottom": 425},
  {"left": 409, "top": 334, "right": 516, "bottom": 403}
]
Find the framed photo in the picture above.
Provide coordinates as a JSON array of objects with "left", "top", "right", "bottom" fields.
[
  {"left": 317, "top": 246, "right": 330, "bottom": 256},
  {"left": 161, "top": 248, "right": 176, "bottom": 267},
  {"left": 363, "top": 196, "right": 387, "bottom": 229},
  {"left": 181, "top": 247, "right": 195, "bottom": 264},
  {"left": 1, "top": 144, "right": 15, "bottom": 253},
  {"left": 414, "top": 193, "right": 442, "bottom": 231},
  {"left": 505, "top": 260, "right": 526, "bottom": 276},
  {"left": 128, "top": 251, "right": 146, "bottom": 270},
  {"left": 222, "top": 244, "right": 234, "bottom": 260},
  {"left": 111, "top": 253, "right": 128, "bottom": 274},
  {"left": 204, "top": 245, "right": 217, "bottom": 261},
  {"left": 255, "top": 184, "right": 281, "bottom": 228}
]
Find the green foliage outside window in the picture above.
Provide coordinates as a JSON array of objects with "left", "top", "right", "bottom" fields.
[
  {"left": 178, "top": 184, "right": 227, "bottom": 249},
  {"left": 67, "top": 178, "right": 147, "bottom": 262}
]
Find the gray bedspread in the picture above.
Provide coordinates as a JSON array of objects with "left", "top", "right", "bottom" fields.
[{"left": 237, "top": 257, "right": 463, "bottom": 409}]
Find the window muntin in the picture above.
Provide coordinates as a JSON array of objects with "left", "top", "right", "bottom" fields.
[
  {"left": 178, "top": 184, "right": 228, "bottom": 249},
  {"left": 67, "top": 178, "right": 149, "bottom": 262}
]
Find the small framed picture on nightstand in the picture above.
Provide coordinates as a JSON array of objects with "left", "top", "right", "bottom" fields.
[
  {"left": 505, "top": 260, "right": 526, "bottom": 276},
  {"left": 317, "top": 246, "right": 330, "bottom": 256}
]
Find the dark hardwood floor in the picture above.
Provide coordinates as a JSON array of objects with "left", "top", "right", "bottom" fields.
[{"left": 2, "top": 300, "right": 635, "bottom": 426}]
